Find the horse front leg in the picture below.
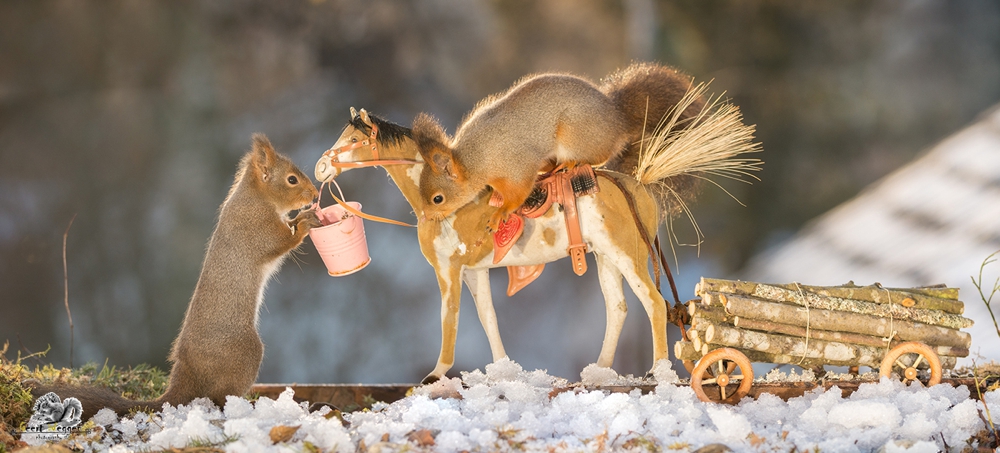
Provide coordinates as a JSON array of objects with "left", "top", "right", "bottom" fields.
[
  {"left": 595, "top": 253, "right": 628, "bottom": 368},
  {"left": 424, "top": 266, "right": 464, "bottom": 384},
  {"left": 462, "top": 268, "right": 507, "bottom": 362}
]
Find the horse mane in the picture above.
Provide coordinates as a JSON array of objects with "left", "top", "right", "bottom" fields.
[{"left": 348, "top": 113, "right": 412, "bottom": 147}]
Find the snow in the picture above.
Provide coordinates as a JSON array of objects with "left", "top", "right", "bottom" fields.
[{"left": 32, "top": 357, "right": 1000, "bottom": 452}]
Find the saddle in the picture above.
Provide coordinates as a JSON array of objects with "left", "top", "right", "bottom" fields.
[{"left": 490, "top": 164, "right": 600, "bottom": 296}]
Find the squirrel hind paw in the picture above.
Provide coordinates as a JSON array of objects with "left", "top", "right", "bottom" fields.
[{"left": 487, "top": 211, "right": 508, "bottom": 233}]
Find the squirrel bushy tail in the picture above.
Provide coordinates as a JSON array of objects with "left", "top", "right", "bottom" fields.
[
  {"left": 27, "top": 383, "right": 160, "bottom": 420},
  {"left": 600, "top": 62, "right": 762, "bottom": 220}
]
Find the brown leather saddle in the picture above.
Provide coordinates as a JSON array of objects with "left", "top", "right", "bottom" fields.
[{"left": 490, "top": 165, "right": 600, "bottom": 295}]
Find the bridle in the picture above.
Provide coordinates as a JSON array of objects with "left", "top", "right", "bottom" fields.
[
  {"left": 320, "top": 121, "right": 419, "bottom": 170},
  {"left": 316, "top": 120, "right": 420, "bottom": 227}
]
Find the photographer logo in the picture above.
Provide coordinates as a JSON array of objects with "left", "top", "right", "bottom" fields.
[{"left": 19, "top": 392, "right": 83, "bottom": 442}]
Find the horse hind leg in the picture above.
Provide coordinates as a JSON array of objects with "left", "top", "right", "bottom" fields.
[
  {"left": 595, "top": 253, "right": 628, "bottom": 368},
  {"left": 617, "top": 252, "right": 670, "bottom": 372}
]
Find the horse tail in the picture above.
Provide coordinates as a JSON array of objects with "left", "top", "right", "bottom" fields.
[{"left": 601, "top": 63, "right": 762, "bottom": 224}]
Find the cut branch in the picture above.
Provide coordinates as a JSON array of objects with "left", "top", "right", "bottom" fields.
[
  {"left": 697, "top": 278, "right": 964, "bottom": 314},
  {"left": 732, "top": 317, "right": 969, "bottom": 357},
  {"left": 701, "top": 320, "right": 960, "bottom": 369},
  {"left": 689, "top": 304, "right": 731, "bottom": 326},
  {"left": 701, "top": 288, "right": 972, "bottom": 331}
]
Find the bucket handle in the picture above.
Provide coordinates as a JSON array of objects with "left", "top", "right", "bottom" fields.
[{"left": 337, "top": 210, "right": 358, "bottom": 234}]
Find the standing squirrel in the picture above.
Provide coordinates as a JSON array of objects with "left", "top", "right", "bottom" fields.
[
  {"left": 29, "top": 134, "right": 320, "bottom": 420},
  {"left": 413, "top": 62, "right": 699, "bottom": 231}
]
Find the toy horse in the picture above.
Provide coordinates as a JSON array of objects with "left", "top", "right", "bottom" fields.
[{"left": 315, "top": 94, "right": 759, "bottom": 383}]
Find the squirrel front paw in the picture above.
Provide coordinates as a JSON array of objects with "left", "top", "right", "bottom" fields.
[{"left": 290, "top": 209, "right": 322, "bottom": 235}]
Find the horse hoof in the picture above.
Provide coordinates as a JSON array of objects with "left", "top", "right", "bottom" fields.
[{"left": 421, "top": 374, "right": 441, "bottom": 385}]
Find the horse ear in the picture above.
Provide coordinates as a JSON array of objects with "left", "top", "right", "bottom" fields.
[
  {"left": 359, "top": 109, "right": 373, "bottom": 126},
  {"left": 350, "top": 107, "right": 358, "bottom": 118}
]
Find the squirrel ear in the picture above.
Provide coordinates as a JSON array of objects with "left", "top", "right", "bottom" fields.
[
  {"left": 425, "top": 146, "right": 465, "bottom": 181},
  {"left": 412, "top": 113, "right": 461, "bottom": 179},
  {"left": 358, "top": 109, "right": 373, "bottom": 126},
  {"left": 350, "top": 107, "right": 358, "bottom": 119},
  {"left": 250, "top": 133, "right": 277, "bottom": 181}
]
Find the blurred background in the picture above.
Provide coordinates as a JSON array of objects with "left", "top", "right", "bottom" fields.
[{"left": 2, "top": 0, "right": 999, "bottom": 383}]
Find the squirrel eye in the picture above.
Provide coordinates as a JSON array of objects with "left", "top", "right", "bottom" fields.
[
  {"left": 287, "top": 175, "right": 298, "bottom": 185},
  {"left": 432, "top": 194, "right": 444, "bottom": 205}
]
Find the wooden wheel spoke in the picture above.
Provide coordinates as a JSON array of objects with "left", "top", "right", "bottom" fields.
[
  {"left": 719, "top": 384, "right": 727, "bottom": 401},
  {"left": 702, "top": 378, "right": 717, "bottom": 385},
  {"left": 912, "top": 354, "right": 925, "bottom": 369},
  {"left": 895, "top": 358, "right": 909, "bottom": 371},
  {"left": 730, "top": 374, "right": 744, "bottom": 380}
]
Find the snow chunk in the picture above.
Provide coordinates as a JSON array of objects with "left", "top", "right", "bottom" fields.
[
  {"left": 707, "top": 406, "right": 751, "bottom": 444},
  {"left": 580, "top": 364, "right": 620, "bottom": 386},
  {"left": 827, "top": 400, "right": 901, "bottom": 429},
  {"left": 651, "top": 359, "right": 679, "bottom": 384},
  {"left": 92, "top": 408, "right": 118, "bottom": 426},
  {"left": 763, "top": 366, "right": 816, "bottom": 382},
  {"left": 485, "top": 356, "right": 523, "bottom": 381},
  {"left": 223, "top": 395, "right": 253, "bottom": 419}
]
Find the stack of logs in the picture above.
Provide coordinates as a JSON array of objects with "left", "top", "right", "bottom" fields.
[{"left": 675, "top": 278, "right": 973, "bottom": 370}]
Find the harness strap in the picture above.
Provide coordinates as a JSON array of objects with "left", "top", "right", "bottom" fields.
[{"left": 560, "top": 170, "right": 588, "bottom": 276}]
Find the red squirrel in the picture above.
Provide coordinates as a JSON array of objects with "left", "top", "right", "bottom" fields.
[
  {"left": 29, "top": 134, "right": 320, "bottom": 420},
  {"left": 413, "top": 63, "right": 698, "bottom": 231}
]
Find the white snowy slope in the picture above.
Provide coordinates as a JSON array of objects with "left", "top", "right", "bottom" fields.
[{"left": 33, "top": 358, "right": 1000, "bottom": 453}]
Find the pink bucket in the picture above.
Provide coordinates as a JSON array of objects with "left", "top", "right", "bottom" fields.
[{"left": 309, "top": 202, "right": 371, "bottom": 276}]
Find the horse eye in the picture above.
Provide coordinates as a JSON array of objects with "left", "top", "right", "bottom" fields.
[
  {"left": 287, "top": 175, "right": 298, "bottom": 185},
  {"left": 351, "top": 137, "right": 358, "bottom": 143},
  {"left": 433, "top": 195, "right": 444, "bottom": 205}
]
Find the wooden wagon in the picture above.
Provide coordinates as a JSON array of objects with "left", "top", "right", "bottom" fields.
[{"left": 674, "top": 278, "right": 974, "bottom": 404}]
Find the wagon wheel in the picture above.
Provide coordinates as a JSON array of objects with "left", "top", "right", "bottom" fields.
[
  {"left": 690, "top": 348, "right": 753, "bottom": 404},
  {"left": 879, "top": 341, "right": 942, "bottom": 386},
  {"left": 684, "top": 358, "right": 738, "bottom": 380}
]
